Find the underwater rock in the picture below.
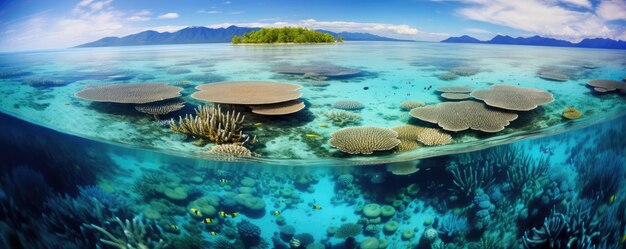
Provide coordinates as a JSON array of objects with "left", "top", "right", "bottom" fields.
[
  {"left": 293, "top": 233, "right": 314, "bottom": 246},
  {"left": 166, "top": 67, "right": 191, "bottom": 75},
  {"left": 280, "top": 225, "right": 296, "bottom": 242},
  {"left": 562, "top": 106, "right": 582, "bottom": 120}
]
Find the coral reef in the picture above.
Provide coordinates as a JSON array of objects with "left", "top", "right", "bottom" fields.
[
  {"left": 399, "top": 100, "right": 425, "bottom": 111},
  {"left": 437, "top": 72, "right": 458, "bottom": 81},
  {"left": 435, "top": 86, "right": 473, "bottom": 93},
  {"left": 87, "top": 216, "right": 167, "bottom": 249},
  {"left": 410, "top": 101, "right": 518, "bottom": 132},
  {"left": 587, "top": 79, "right": 626, "bottom": 93},
  {"left": 324, "top": 110, "right": 361, "bottom": 126},
  {"left": 335, "top": 223, "right": 362, "bottom": 238},
  {"left": 470, "top": 85, "right": 554, "bottom": 111},
  {"left": 333, "top": 100, "right": 365, "bottom": 110},
  {"left": 249, "top": 100, "right": 305, "bottom": 115},
  {"left": 328, "top": 126, "right": 400, "bottom": 154},
  {"left": 75, "top": 83, "right": 183, "bottom": 104},
  {"left": 441, "top": 92, "right": 471, "bottom": 100},
  {"left": 192, "top": 81, "right": 302, "bottom": 105},
  {"left": 208, "top": 144, "right": 253, "bottom": 158}
]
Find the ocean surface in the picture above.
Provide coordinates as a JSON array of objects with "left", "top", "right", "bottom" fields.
[{"left": 0, "top": 42, "right": 625, "bottom": 248}]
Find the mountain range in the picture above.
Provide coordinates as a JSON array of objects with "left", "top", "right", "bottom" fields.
[
  {"left": 441, "top": 35, "right": 626, "bottom": 49},
  {"left": 75, "top": 26, "right": 408, "bottom": 47}
]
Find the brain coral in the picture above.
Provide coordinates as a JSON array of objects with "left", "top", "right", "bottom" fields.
[
  {"left": 75, "top": 83, "right": 183, "bottom": 104},
  {"left": 335, "top": 223, "right": 362, "bottom": 238},
  {"left": 409, "top": 101, "right": 518, "bottom": 133},
  {"left": 328, "top": 126, "right": 400, "bottom": 154},
  {"left": 333, "top": 100, "right": 365, "bottom": 110},
  {"left": 208, "top": 144, "right": 253, "bottom": 158},
  {"left": 587, "top": 79, "right": 626, "bottom": 93},
  {"left": 470, "top": 85, "right": 554, "bottom": 111}
]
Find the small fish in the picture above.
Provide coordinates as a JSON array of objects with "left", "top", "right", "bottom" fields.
[
  {"left": 254, "top": 122, "right": 263, "bottom": 127},
  {"left": 277, "top": 199, "right": 284, "bottom": 204},
  {"left": 219, "top": 178, "right": 228, "bottom": 183},
  {"left": 170, "top": 225, "right": 179, "bottom": 231},
  {"left": 273, "top": 210, "right": 281, "bottom": 216},
  {"left": 622, "top": 234, "right": 626, "bottom": 244},
  {"left": 231, "top": 212, "right": 239, "bottom": 217},
  {"left": 203, "top": 218, "right": 213, "bottom": 224},
  {"left": 609, "top": 194, "right": 616, "bottom": 204},
  {"left": 190, "top": 208, "right": 202, "bottom": 216},
  {"left": 312, "top": 205, "right": 322, "bottom": 210},
  {"left": 210, "top": 231, "right": 218, "bottom": 236},
  {"left": 319, "top": 124, "right": 329, "bottom": 128},
  {"left": 306, "top": 134, "right": 322, "bottom": 139},
  {"left": 219, "top": 211, "right": 226, "bottom": 217}
]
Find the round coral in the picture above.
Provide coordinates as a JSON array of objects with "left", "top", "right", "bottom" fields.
[
  {"left": 360, "top": 237, "right": 379, "bottom": 249},
  {"left": 383, "top": 220, "right": 399, "bottom": 234},
  {"left": 363, "top": 203, "right": 382, "bottom": 218},
  {"left": 562, "top": 106, "right": 582, "bottom": 120},
  {"left": 335, "top": 223, "right": 362, "bottom": 238},
  {"left": 329, "top": 126, "right": 400, "bottom": 155}
]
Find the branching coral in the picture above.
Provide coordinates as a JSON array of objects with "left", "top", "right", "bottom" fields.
[
  {"left": 506, "top": 155, "right": 549, "bottom": 192},
  {"left": 522, "top": 213, "right": 569, "bottom": 248},
  {"left": 208, "top": 144, "right": 253, "bottom": 159},
  {"left": 447, "top": 162, "right": 495, "bottom": 196},
  {"left": 437, "top": 214, "right": 468, "bottom": 237},
  {"left": 324, "top": 110, "right": 361, "bottom": 126},
  {"left": 88, "top": 216, "right": 167, "bottom": 249},
  {"left": 170, "top": 105, "right": 253, "bottom": 146}
]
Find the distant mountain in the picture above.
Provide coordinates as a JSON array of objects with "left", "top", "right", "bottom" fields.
[
  {"left": 441, "top": 35, "right": 626, "bottom": 50},
  {"left": 76, "top": 26, "right": 409, "bottom": 48},
  {"left": 316, "top": 30, "right": 411, "bottom": 42},
  {"left": 441, "top": 35, "right": 481, "bottom": 43},
  {"left": 76, "top": 26, "right": 258, "bottom": 47}
]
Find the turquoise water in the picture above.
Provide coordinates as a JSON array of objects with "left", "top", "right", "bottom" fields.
[{"left": 0, "top": 42, "right": 625, "bottom": 248}]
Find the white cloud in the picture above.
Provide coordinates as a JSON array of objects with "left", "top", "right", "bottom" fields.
[
  {"left": 224, "top": 1, "right": 231, "bottom": 4},
  {"left": 0, "top": 0, "right": 140, "bottom": 51},
  {"left": 127, "top": 10, "right": 152, "bottom": 22},
  {"left": 465, "top": 28, "right": 491, "bottom": 33},
  {"left": 457, "top": 0, "right": 615, "bottom": 41},
  {"left": 230, "top": 11, "right": 244, "bottom": 15},
  {"left": 151, "top": 25, "right": 189, "bottom": 33},
  {"left": 206, "top": 19, "right": 447, "bottom": 40},
  {"left": 597, "top": 0, "right": 626, "bottom": 20},
  {"left": 198, "top": 10, "right": 222, "bottom": 14},
  {"left": 157, "top": 12, "right": 179, "bottom": 19}
]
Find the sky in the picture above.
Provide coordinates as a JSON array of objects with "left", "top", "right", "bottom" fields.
[{"left": 0, "top": 0, "right": 625, "bottom": 51}]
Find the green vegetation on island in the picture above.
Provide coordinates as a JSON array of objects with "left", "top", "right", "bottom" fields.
[{"left": 231, "top": 27, "right": 340, "bottom": 44}]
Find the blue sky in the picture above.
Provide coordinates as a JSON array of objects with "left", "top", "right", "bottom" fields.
[{"left": 0, "top": 0, "right": 625, "bottom": 51}]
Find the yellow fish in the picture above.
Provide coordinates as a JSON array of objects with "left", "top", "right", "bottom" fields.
[
  {"left": 190, "top": 208, "right": 202, "bottom": 217},
  {"left": 306, "top": 134, "right": 322, "bottom": 139},
  {"left": 210, "top": 231, "right": 218, "bottom": 236},
  {"left": 609, "top": 194, "right": 616, "bottom": 204},
  {"left": 319, "top": 124, "right": 329, "bottom": 127},
  {"left": 231, "top": 212, "right": 239, "bottom": 217},
  {"left": 203, "top": 218, "right": 213, "bottom": 224},
  {"left": 254, "top": 122, "right": 263, "bottom": 127},
  {"left": 219, "top": 179, "right": 228, "bottom": 183},
  {"left": 622, "top": 234, "right": 626, "bottom": 244},
  {"left": 312, "top": 205, "right": 322, "bottom": 210},
  {"left": 273, "top": 210, "right": 281, "bottom": 216},
  {"left": 219, "top": 211, "right": 227, "bottom": 217}
]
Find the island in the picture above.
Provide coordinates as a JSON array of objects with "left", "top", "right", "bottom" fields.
[{"left": 231, "top": 27, "right": 341, "bottom": 44}]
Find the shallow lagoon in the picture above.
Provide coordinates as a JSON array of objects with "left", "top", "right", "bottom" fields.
[{"left": 1, "top": 42, "right": 625, "bottom": 165}]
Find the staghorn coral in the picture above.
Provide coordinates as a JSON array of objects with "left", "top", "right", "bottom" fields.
[
  {"left": 506, "top": 155, "right": 549, "bottom": 192},
  {"left": 471, "top": 85, "right": 554, "bottom": 111},
  {"left": 587, "top": 79, "right": 626, "bottom": 93},
  {"left": 410, "top": 101, "right": 518, "bottom": 132},
  {"left": 435, "top": 86, "right": 473, "bottom": 93},
  {"left": 335, "top": 223, "right": 362, "bottom": 238},
  {"left": 170, "top": 105, "right": 252, "bottom": 146},
  {"left": 333, "top": 100, "right": 365, "bottom": 110},
  {"left": 87, "top": 216, "right": 167, "bottom": 249},
  {"left": 437, "top": 214, "right": 469, "bottom": 238},
  {"left": 135, "top": 99, "right": 185, "bottom": 117},
  {"left": 324, "top": 110, "right": 361, "bottom": 126},
  {"left": 447, "top": 162, "right": 495, "bottom": 196},
  {"left": 192, "top": 81, "right": 302, "bottom": 105},
  {"left": 522, "top": 213, "right": 569, "bottom": 248},
  {"left": 75, "top": 83, "right": 183, "bottom": 104},
  {"left": 328, "top": 126, "right": 400, "bottom": 155},
  {"left": 441, "top": 92, "right": 471, "bottom": 100},
  {"left": 249, "top": 100, "right": 305, "bottom": 115},
  {"left": 399, "top": 100, "right": 425, "bottom": 111},
  {"left": 208, "top": 144, "right": 253, "bottom": 159}
]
